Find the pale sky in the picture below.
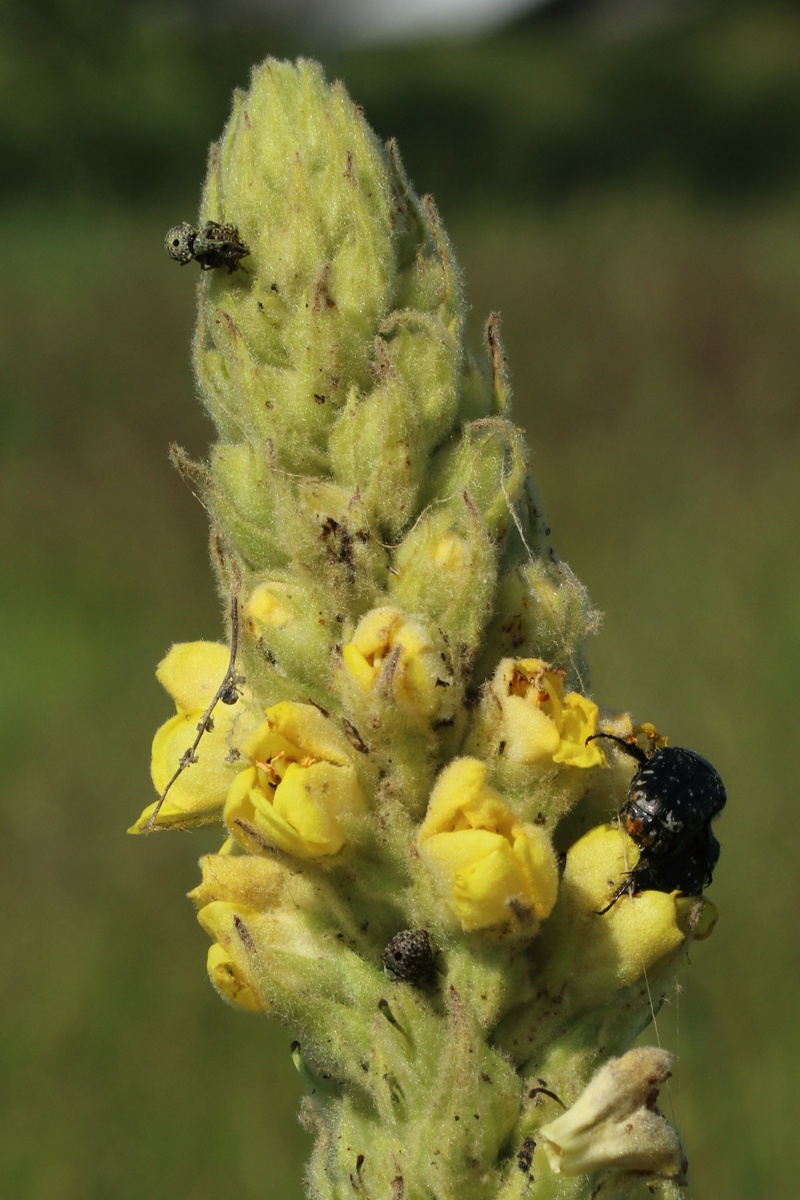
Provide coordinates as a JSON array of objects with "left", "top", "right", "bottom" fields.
[{"left": 253, "top": 0, "right": 552, "bottom": 43}]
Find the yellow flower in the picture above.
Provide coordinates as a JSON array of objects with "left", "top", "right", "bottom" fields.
[
  {"left": 496, "top": 659, "right": 605, "bottom": 768},
  {"left": 418, "top": 758, "right": 559, "bottom": 932},
  {"left": 341, "top": 606, "right": 450, "bottom": 718},
  {"left": 129, "top": 641, "right": 257, "bottom": 833},
  {"left": 224, "top": 701, "right": 368, "bottom": 858},
  {"left": 557, "top": 825, "right": 685, "bottom": 991}
]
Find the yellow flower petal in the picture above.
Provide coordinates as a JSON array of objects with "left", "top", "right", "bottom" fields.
[
  {"left": 197, "top": 901, "right": 269, "bottom": 1011},
  {"left": 561, "top": 824, "right": 638, "bottom": 913},
  {"left": 510, "top": 823, "right": 560, "bottom": 920},
  {"left": 500, "top": 696, "right": 562, "bottom": 765},
  {"left": 419, "top": 758, "right": 511, "bottom": 840},
  {"left": 156, "top": 641, "right": 231, "bottom": 710},
  {"left": 207, "top": 943, "right": 267, "bottom": 1012},
  {"left": 341, "top": 643, "right": 375, "bottom": 692},
  {"left": 424, "top": 830, "right": 529, "bottom": 931},
  {"left": 560, "top": 826, "right": 685, "bottom": 990},
  {"left": 553, "top": 693, "right": 602, "bottom": 767},
  {"left": 456, "top": 842, "right": 532, "bottom": 931},
  {"left": 263, "top": 700, "right": 353, "bottom": 767},
  {"left": 129, "top": 711, "right": 246, "bottom": 833}
]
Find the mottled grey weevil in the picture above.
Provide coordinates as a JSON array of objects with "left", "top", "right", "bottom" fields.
[{"left": 164, "top": 220, "right": 249, "bottom": 273}]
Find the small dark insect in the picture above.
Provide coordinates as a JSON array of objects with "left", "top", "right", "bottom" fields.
[
  {"left": 164, "top": 220, "right": 250, "bottom": 273},
  {"left": 587, "top": 733, "right": 726, "bottom": 913},
  {"left": 517, "top": 1136, "right": 536, "bottom": 1176},
  {"left": 381, "top": 929, "right": 436, "bottom": 986}
]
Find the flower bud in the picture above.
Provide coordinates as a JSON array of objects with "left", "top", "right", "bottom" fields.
[
  {"left": 196, "top": 62, "right": 399, "bottom": 473},
  {"left": 207, "top": 442, "right": 287, "bottom": 571},
  {"left": 328, "top": 314, "right": 462, "bottom": 539},
  {"left": 421, "top": 417, "right": 528, "bottom": 542},
  {"left": 388, "top": 506, "right": 497, "bottom": 659},
  {"left": 189, "top": 850, "right": 287, "bottom": 912},
  {"left": 475, "top": 559, "right": 598, "bottom": 688},
  {"left": 243, "top": 577, "right": 339, "bottom": 699}
]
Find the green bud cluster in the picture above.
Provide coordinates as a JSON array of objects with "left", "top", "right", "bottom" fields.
[
  {"left": 136, "top": 58, "right": 719, "bottom": 1200},
  {"left": 185, "top": 61, "right": 588, "bottom": 706}
]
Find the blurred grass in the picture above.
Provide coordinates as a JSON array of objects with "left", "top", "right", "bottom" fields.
[{"left": 2, "top": 3, "right": 799, "bottom": 1198}]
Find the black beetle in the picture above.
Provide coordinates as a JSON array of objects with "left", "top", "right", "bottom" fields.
[
  {"left": 587, "top": 733, "right": 726, "bottom": 913},
  {"left": 627, "top": 822, "right": 721, "bottom": 898}
]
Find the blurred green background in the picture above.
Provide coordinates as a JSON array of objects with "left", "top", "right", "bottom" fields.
[{"left": 3, "top": 1, "right": 798, "bottom": 1196}]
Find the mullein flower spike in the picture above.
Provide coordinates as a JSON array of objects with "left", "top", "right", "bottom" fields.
[{"left": 134, "top": 58, "right": 724, "bottom": 1199}]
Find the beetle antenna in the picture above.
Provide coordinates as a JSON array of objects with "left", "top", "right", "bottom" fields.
[{"left": 586, "top": 731, "right": 648, "bottom": 765}]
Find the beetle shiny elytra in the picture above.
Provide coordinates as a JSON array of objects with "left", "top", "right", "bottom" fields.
[
  {"left": 587, "top": 733, "right": 726, "bottom": 913},
  {"left": 165, "top": 220, "right": 250, "bottom": 273}
]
